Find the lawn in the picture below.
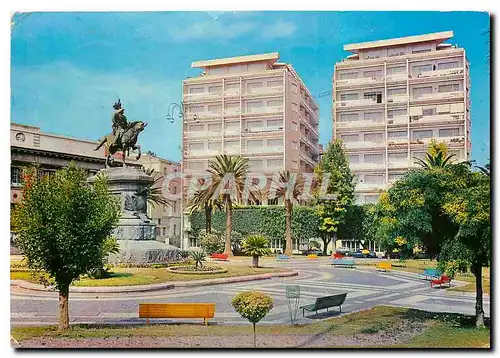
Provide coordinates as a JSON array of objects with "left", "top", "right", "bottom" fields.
[
  {"left": 358, "top": 259, "right": 490, "bottom": 294},
  {"left": 10, "top": 258, "right": 289, "bottom": 287},
  {"left": 11, "top": 306, "right": 490, "bottom": 348}
]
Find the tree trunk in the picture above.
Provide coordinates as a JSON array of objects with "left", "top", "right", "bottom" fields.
[
  {"left": 58, "top": 285, "right": 70, "bottom": 331},
  {"left": 321, "top": 236, "right": 332, "bottom": 256},
  {"left": 205, "top": 204, "right": 212, "bottom": 234},
  {"left": 473, "top": 262, "right": 485, "bottom": 327},
  {"left": 252, "top": 255, "right": 259, "bottom": 268},
  {"left": 253, "top": 322, "right": 256, "bottom": 348},
  {"left": 224, "top": 198, "right": 233, "bottom": 256},
  {"left": 284, "top": 199, "right": 293, "bottom": 256}
]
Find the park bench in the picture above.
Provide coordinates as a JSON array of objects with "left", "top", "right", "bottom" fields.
[
  {"left": 331, "top": 259, "right": 356, "bottom": 268},
  {"left": 376, "top": 261, "right": 392, "bottom": 272},
  {"left": 307, "top": 254, "right": 318, "bottom": 260},
  {"left": 430, "top": 275, "right": 452, "bottom": 288},
  {"left": 276, "top": 254, "right": 289, "bottom": 261},
  {"left": 299, "top": 293, "right": 347, "bottom": 318},
  {"left": 210, "top": 253, "right": 228, "bottom": 261},
  {"left": 419, "top": 268, "right": 442, "bottom": 280},
  {"left": 139, "top": 303, "right": 215, "bottom": 326}
]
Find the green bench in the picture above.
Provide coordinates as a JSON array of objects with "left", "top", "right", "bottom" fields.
[
  {"left": 299, "top": 293, "right": 347, "bottom": 318},
  {"left": 331, "top": 259, "right": 356, "bottom": 268}
]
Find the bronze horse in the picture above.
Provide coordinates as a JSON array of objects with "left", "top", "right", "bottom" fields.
[{"left": 95, "top": 121, "right": 147, "bottom": 168}]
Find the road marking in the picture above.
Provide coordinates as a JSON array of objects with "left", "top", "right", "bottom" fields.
[
  {"left": 389, "top": 295, "right": 428, "bottom": 305},
  {"left": 365, "top": 292, "right": 403, "bottom": 302}
]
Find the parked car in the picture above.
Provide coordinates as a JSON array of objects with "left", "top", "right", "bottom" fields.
[
  {"left": 303, "top": 249, "right": 324, "bottom": 256},
  {"left": 351, "top": 250, "right": 378, "bottom": 258},
  {"left": 336, "top": 247, "right": 350, "bottom": 254}
]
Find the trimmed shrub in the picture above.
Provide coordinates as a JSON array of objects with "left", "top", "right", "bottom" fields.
[{"left": 198, "top": 230, "right": 224, "bottom": 255}]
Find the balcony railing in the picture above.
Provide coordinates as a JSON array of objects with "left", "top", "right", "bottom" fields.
[
  {"left": 243, "top": 126, "right": 283, "bottom": 134},
  {"left": 336, "top": 98, "right": 382, "bottom": 108},
  {"left": 386, "top": 95, "right": 409, "bottom": 104},
  {"left": 387, "top": 116, "right": 408, "bottom": 125},
  {"left": 413, "top": 67, "right": 464, "bottom": 79},
  {"left": 184, "top": 92, "right": 222, "bottom": 101},
  {"left": 224, "top": 109, "right": 241, "bottom": 116},
  {"left": 344, "top": 141, "right": 386, "bottom": 149},
  {"left": 350, "top": 162, "right": 385, "bottom": 170},
  {"left": 224, "top": 147, "right": 240, "bottom": 155},
  {"left": 412, "top": 91, "right": 464, "bottom": 102},
  {"left": 244, "top": 146, "right": 284, "bottom": 155},
  {"left": 244, "top": 106, "right": 284, "bottom": 115},
  {"left": 224, "top": 89, "right": 241, "bottom": 97},
  {"left": 356, "top": 183, "right": 389, "bottom": 191},
  {"left": 186, "top": 149, "right": 222, "bottom": 157},
  {"left": 386, "top": 73, "right": 408, "bottom": 82},
  {"left": 335, "top": 76, "right": 384, "bottom": 87},
  {"left": 245, "top": 86, "right": 283, "bottom": 96},
  {"left": 185, "top": 131, "right": 221, "bottom": 139},
  {"left": 387, "top": 138, "right": 408, "bottom": 145},
  {"left": 224, "top": 129, "right": 240, "bottom": 136},
  {"left": 410, "top": 113, "right": 464, "bottom": 125},
  {"left": 192, "top": 112, "right": 221, "bottom": 120},
  {"left": 388, "top": 160, "right": 409, "bottom": 169},
  {"left": 336, "top": 119, "right": 385, "bottom": 129}
]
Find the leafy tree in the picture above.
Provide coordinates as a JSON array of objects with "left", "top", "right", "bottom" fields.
[
  {"left": 87, "top": 236, "right": 120, "bottom": 279},
  {"left": 231, "top": 291, "right": 274, "bottom": 347},
  {"left": 12, "top": 165, "right": 120, "bottom": 330},
  {"left": 313, "top": 139, "right": 355, "bottom": 254},
  {"left": 242, "top": 235, "right": 272, "bottom": 268},
  {"left": 441, "top": 168, "right": 490, "bottom": 327},
  {"left": 198, "top": 230, "right": 224, "bottom": 255},
  {"left": 206, "top": 155, "right": 250, "bottom": 256},
  {"left": 189, "top": 250, "right": 206, "bottom": 269},
  {"left": 271, "top": 171, "right": 305, "bottom": 255}
]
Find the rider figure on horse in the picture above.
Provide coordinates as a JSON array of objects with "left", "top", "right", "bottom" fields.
[{"left": 112, "top": 99, "right": 129, "bottom": 147}]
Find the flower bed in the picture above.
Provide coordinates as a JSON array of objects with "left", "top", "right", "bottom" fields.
[{"left": 166, "top": 265, "right": 228, "bottom": 275}]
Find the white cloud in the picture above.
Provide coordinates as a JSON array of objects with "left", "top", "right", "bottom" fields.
[
  {"left": 261, "top": 20, "right": 297, "bottom": 39},
  {"left": 168, "top": 21, "right": 256, "bottom": 41}
]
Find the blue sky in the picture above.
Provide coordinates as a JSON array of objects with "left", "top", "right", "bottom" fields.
[{"left": 11, "top": 11, "right": 490, "bottom": 165}]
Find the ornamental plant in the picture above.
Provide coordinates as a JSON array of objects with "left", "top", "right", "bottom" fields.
[
  {"left": 231, "top": 291, "right": 274, "bottom": 347},
  {"left": 198, "top": 230, "right": 224, "bottom": 255},
  {"left": 189, "top": 250, "right": 206, "bottom": 269},
  {"left": 242, "top": 235, "right": 272, "bottom": 268}
]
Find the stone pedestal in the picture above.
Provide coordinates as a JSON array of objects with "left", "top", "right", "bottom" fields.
[{"left": 88, "top": 167, "right": 179, "bottom": 264}]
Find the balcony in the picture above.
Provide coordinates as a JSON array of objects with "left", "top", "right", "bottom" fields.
[
  {"left": 184, "top": 92, "right": 222, "bottom": 102},
  {"left": 335, "top": 76, "right": 384, "bottom": 88},
  {"left": 387, "top": 138, "right": 408, "bottom": 145},
  {"left": 185, "top": 131, "right": 221, "bottom": 139},
  {"left": 336, "top": 119, "right": 385, "bottom": 130},
  {"left": 300, "top": 152, "right": 318, "bottom": 166},
  {"left": 386, "top": 73, "right": 408, "bottom": 83},
  {"left": 224, "top": 89, "right": 241, "bottom": 98},
  {"left": 412, "top": 91, "right": 464, "bottom": 102},
  {"left": 185, "top": 149, "right": 222, "bottom": 157},
  {"left": 350, "top": 162, "right": 385, "bottom": 170},
  {"left": 356, "top": 183, "right": 389, "bottom": 191},
  {"left": 242, "top": 126, "right": 283, "bottom": 135},
  {"left": 224, "top": 129, "right": 240, "bottom": 136},
  {"left": 344, "top": 141, "right": 386, "bottom": 150},
  {"left": 192, "top": 112, "right": 221, "bottom": 120},
  {"left": 336, "top": 98, "right": 382, "bottom": 109},
  {"left": 388, "top": 160, "right": 409, "bottom": 169},
  {"left": 224, "top": 147, "right": 240, "bottom": 155},
  {"left": 244, "top": 106, "right": 284, "bottom": 116},
  {"left": 300, "top": 135, "right": 319, "bottom": 152},
  {"left": 386, "top": 95, "right": 409, "bottom": 104},
  {"left": 413, "top": 67, "right": 464, "bottom": 80},
  {"left": 224, "top": 109, "right": 242, "bottom": 117},
  {"left": 245, "top": 86, "right": 283, "bottom": 96},
  {"left": 387, "top": 116, "right": 408, "bottom": 126},
  {"left": 244, "top": 146, "right": 284, "bottom": 155},
  {"left": 410, "top": 113, "right": 464, "bottom": 125}
]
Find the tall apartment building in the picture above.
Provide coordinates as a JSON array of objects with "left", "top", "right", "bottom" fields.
[
  {"left": 182, "top": 52, "right": 320, "bottom": 249},
  {"left": 134, "top": 153, "right": 182, "bottom": 247},
  {"left": 333, "top": 31, "right": 470, "bottom": 209}
]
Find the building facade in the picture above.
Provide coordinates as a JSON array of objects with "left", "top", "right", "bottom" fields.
[
  {"left": 333, "top": 31, "right": 470, "bottom": 205},
  {"left": 332, "top": 31, "right": 470, "bottom": 253},
  {"left": 181, "top": 52, "right": 320, "bottom": 250},
  {"left": 134, "top": 153, "right": 182, "bottom": 247}
]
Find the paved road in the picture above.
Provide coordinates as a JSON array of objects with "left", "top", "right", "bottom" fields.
[{"left": 11, "top": 259, "right": 490, "bottom": 326}]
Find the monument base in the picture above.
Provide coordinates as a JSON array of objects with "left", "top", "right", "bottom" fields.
[{"left": 108, "top": 240, "right": 180, "bottom": 264}]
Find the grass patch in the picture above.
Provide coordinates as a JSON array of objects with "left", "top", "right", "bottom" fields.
[{"left": 11, "top": 306, "right": 490, "bottom": 349}]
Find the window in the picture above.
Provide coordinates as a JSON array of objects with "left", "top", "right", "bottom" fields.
[
  {"left": 339, "top": 72, "right": 358, "bottom": 80},
  {"left": 224, "top": 140, "right": 239, "bottom": 148},
  {"left": 364, "top": 154, "right": 383, "bottom": 164},
  {"left": 388, "top": 152, "right": 408, "bottom": 161},
  {"left": 158, "top": 218, "right": 162, "bottom": 225},
  {"left": 292, "top": 102, "right": 298, "bottom": 112},
  {"left": 225, "top": 121, "right": 239, "bottom": 132},
  {"left": 208, "top": 142, "right": 221, "bottom": 150},
  {"left": 387, "top": 66, "right": 406, "bottom": 75},
  {"left": 247, "top": 82, "right": 263, "bottom": 92},
  {"left": 348, "top": 154, "right": 359, "bottom": 163},
  {"left": 412, "top": 152, "right": 426, "bottom": 160},
  {"left": 438, "top": 61, "right": 459, "bottom": 70},
  {"left": 438, "top": 84, "right": 460, "bottom": 93},
  {"left": 340, "top": 93, "right": 358, "bottom": 101},
  {"left": 292, "top": 160, "right": 298, "bottom": 169},
  {"left": 267, "top": 119, "right": 282, "bottom": 128},
  {"left": 292, "top": 121, "right": 298, "bottom": 131},
  {"left": 364, "top": 132, "right": 384, "bottom": 142},
  {"left": 340, "top": 134, "right": 359, "bottom": 142},
  {"left": 267, "top": 159, "right": 282, "bottom": 168},
  {"left": 189, "top": 143, "right": 204, "bottom": 151},
  {"left": 292, "top": 141, "right": 298, "bottom": 150},
  {"left": 340, "top": 113, "right": 359, "bottom": 122},
  {"left": 412, "top": 130, "right": 433, "bottom": 139},
  {"left": 412, "top": 44, "right": 431, "bottom": 53},
  {"left": 364, "top": 91, "right": 382, "bottom": 103},
  {"left": 173, "top": 202, "right": 176, "bottom": 213},
  {"left": 208, "top": 85, "right": 222, "bottom": 93},
  {"left": 187, "top": 161, "right": 205, "bottom": 170},
  {"left": 249, "top": 159, "right": 263, "bottom": 170},
  {"left": 388, "top": 88, "right": 406, "bottom": 96},
  {"left": 389, "top": 173, "right": 405, "bottom": 182},
  {"left": 388, "top": 131, "right": 407, "bottom": 139},
  {"left": 163, "top": 227, "right": 166, "bottom": 236},
  {"left": 267, "top": 100, "right": 281, "bottom": 107},
  {"left": 268, "top": 80, "right": 282, "bottom": 87},
  {"left": 422, "top": 107, "right": 435, "bottom": 116},
  {"left": 246, "top": 101, "right": 262, "bottom": 112},
  {"left": 363, "top": 70, "right": 382, "bottom": 78},
  {"left": 364, "top": 112, "right": 383, "bottom": 121},
  {"left": 365, "top": 50, "right": 380, "bottom": 59},
  {"left": 189, "top": 124, "right": 203, "bottom": 132},
  {"left": 173, "top": 224, "right": 177, "bottom": 236},
  {"left": 208, "top": 104, "right": 222, "bottom": 113},
  {"left": 208, "top": 123, "right": 221, "bottom": 132},
  {"left": 412, "top": 64, "right": 433, "bottom": 75},
  {"left": 191, "top": 105, "right": 204, "bottom": 113},
  {"left": 225, "top": 82, "right": 239, "bottom": 91},
  {"left": 388, "top": 109, "right": 407, "bottom": 119},
  {"left": 364, "top": 195, "right": 379, "bottom": 204},
  {"left": 388, "top": 46, "right": 406, "bottom": 57},
  {"left": 11, "top": 167, "right": 22, "bottom": 186},
  {"left": 292, "top": 83, "right": 298, "bottom": 94},
  {"left": 439, "top": 128, "right": 460, "bottom": 137},
  {"left": 268, "top": 139, "right": 282, "bottom": 147},
  {"left": 412, "top": 86, "right": 432, "bottom": 99},
  {"left": 189, "top": 87, "right": 204, "bottom": 94},
  {"left": 365, "top": 174, "right": 385, "bottom": 184}
]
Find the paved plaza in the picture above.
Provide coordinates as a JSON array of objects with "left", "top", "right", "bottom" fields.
[{"left": 11, "top": 259, "right": 490, "bottom": 327}]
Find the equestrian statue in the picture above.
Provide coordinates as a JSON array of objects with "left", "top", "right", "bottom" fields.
[{"left": 95, "top": 99, "right": 148, "bottom": 168}]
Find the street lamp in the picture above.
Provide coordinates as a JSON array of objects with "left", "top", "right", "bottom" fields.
[{"left": 166, "top": 102, "right": 198, "bottom": 123}]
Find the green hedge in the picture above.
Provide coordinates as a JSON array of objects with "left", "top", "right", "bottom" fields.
[{"left": 189, "top": 206, "right": 321, "bottom": 242}]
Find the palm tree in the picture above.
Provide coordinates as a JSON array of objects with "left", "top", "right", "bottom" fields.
[
  {"left": 476, "top": 163, "right": 491, "bottom": 177},
  {"left": 271, "top": 171, "right": 306, "bottom": 256},
  {"left": 413, "top": 151, "right": 456, "bottom": 169},
  {"left": 186, "top": 188, "right": 223, "bottom": 234},
  {"left": 242, "top": 235, "right": 272, "bottom": 268},
  {"left": 206, "top": 155, "right": 250, "bottom": 256}
]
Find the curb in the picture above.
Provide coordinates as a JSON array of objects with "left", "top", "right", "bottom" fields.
[
  {"left": 11, "top": 336, "right": 21, "bottom": 348},
  {"left": 10, "top": 271, "right": 298, "bottom": 294}
]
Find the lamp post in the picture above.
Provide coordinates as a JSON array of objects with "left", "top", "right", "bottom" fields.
[{"left": 166, "top": 102, "right": 198, "bottom": 123}]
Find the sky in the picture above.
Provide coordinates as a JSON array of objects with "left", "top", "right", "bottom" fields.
[{"left": 10, "top": 11, "right": 490, "bottom": 165}]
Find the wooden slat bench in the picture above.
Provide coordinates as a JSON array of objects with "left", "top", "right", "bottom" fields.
[
  {"left": 276, "top": 254, "right": 289, "bottom": 261},
  {"left": 331, "top": 259, "right": 356, "bottom": 268},
  {"left": 139, "top": 303, "right": 215, "bottom": 325},
  {"left": 376, "top": 261, "right": 392, "bottom": 272},
  {"left": 300, "top": 293, "right": 347, "bottom": 318}
]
